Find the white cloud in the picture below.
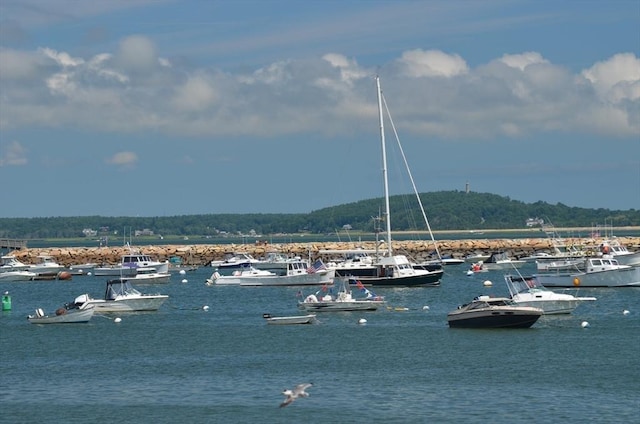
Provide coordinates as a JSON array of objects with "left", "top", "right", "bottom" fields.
[
  {"left": 106, "top": 151, "right": 138, "bottom": 168},
  {"left": 115, "top": 35, "right": 159, "bottom": 73},
  {"left": 87, "top": 53, "right": 129, "bottom": 84},
  {"left": 582, "top": 53, "right": 640, "bottom": 103},
  {"left": 0, "top": 48, "right": 42, "bottom": 80},
  {"left": 396, "top": 49, "right": 469, "bottom": 78},
  {"left": 0, "top": 141, "right": 28, "bottom": 166},
  {"left": 322, "top": 53, "right": 367, "bottom": 83},
  {"left": 0, "top": 44, "right": 638, "bottom": 140},
  {"left": 172, "top": 74, "right": 216, "bottom": 111},
  {"left": 499, "top": 52, "right": 548, "bottom": 71},
  {"left": 40, "top": 47, "right": 85, "bottom": 68}
]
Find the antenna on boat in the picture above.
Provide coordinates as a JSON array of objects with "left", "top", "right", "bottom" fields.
[{"left": 372, "top": 214, "right": 383, "bottom": 260}]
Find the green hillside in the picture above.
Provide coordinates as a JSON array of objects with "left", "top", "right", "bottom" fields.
[{"left": 0, "top": 191, "right": 637, "bottom": 239}]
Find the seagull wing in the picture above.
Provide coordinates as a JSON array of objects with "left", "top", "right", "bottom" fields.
[
  {"left": 279, "top": 396, "right": 294, "bottom": 408},
  {"left": 293, "top": 383, "right": 313, "bottom": 395}
]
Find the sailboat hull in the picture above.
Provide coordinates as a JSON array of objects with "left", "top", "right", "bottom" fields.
[{"left": 356, "top": 269, "right": 443, "bottom": 287}]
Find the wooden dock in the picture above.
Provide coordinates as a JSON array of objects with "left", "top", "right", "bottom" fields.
[{"left": 0, "top": 239, "right": 27, "bottom": 250}]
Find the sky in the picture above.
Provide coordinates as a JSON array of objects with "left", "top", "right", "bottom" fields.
[{"left": 0, "top": 0, "right": 639, "bottom": 218}]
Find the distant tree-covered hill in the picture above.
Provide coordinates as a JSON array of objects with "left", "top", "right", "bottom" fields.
[{"left": 0, "top": 191, "right": 637, "bottom": 239}]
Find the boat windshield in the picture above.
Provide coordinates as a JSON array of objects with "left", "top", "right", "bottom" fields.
[
  {"left": 506, "top": 276, "right": 543, "bottom": 294},
  {"left": 105, "top": 281, "right": 141, "bottom": 299}
]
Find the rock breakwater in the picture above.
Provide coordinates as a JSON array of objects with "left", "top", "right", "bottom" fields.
[{"left": 9, "top": 237, "right": 640, "bottom": 267}]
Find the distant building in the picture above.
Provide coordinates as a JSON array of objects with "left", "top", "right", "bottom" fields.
[
  {"left": 82, "top": 228, "right": 97, "bottom": 237},
  {"left": 525, "top": 217, "right": 544, "bottom": 227},
  {"left": 134, "top": 228, "right": 155, "bottom": 236}
]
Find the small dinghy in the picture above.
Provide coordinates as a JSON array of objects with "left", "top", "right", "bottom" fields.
[
  {"left": 28, "top": 304, "right": 94, "bottom": 324},
  {"left": 262, "top": 313, "right": 318, "bottom": 325}
]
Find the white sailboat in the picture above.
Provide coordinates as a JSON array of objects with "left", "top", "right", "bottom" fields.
[{"left": 354, "top": 76, "right": 442, "bottom": 287}]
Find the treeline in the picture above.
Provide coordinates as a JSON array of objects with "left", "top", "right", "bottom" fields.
[{"left": 0, "top": 191, "right": 638, "bottom": 239}]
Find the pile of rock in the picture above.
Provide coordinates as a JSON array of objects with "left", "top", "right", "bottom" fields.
[{"left": 9, "top": 236, "right": 640, "bottom": 267}]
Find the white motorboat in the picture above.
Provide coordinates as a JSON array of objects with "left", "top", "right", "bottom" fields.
[
  {"left": 94, "top": 251, "right": 169, "bottom": 276},
  {"left": 481, "top": 252, "right": 526, "bottom": 270},
  {"left": 120, "top": 267, "right": 171, "bottom": 284},
  {"left": 28, "top": 255, "right": 66, "bottom": 276},
  {"left": 464, "top": 253, "right": 491, "bottom": 263},
  {"left": 447, "top": 296, "right": 543, "bottom": 328},
  {"left": 504, "top": 274, "right": 596, "bottom": 315},
  {"left": 535, "top": 257, "right": 640, "bottom": 288},
  {"left": 439, "top": 257, "right": 466, "bottom": 266},
  {"left": 68, "top": 263, "right": 98, "bottom": 275},
  {"left": 262, "top": 313, "right": 318, "bottom": 325},
  {"left": 297, "top": 278, "right": 385, "bottom": 312},
  {"left": 0, "top": 270, "right": 37, "bottom": 281},
  {"left": 70, "top": 280, "right": 169, "bottom": 312},
  {"left": 209, "top": 252, "right": 262, "bottom": 275},
  {"left": 206, "top": 259, "right": 334, "bottom": 287},
  {"left": 322, "top": 248, "right": 378, "bottom": 277},
  {"left": 28, "top": 304, "right": 95, "bottom": 324},
  {"left": 0, "top": 255, "right": 31, "bottom": 272},
  {"left": 599, "top": 237, "right": 640, "bottom": 267}
]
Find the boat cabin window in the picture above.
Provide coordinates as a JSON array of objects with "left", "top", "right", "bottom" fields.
[{"left": 468, "top": 301, "right": 489, "bottom": 310}]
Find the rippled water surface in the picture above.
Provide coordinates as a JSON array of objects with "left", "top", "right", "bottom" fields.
[{"left": 1, "top": 263, "right": 638, "bottom": 423}]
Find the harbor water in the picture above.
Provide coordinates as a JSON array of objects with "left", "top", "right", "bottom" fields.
[{"left": 1, "top": 263, "right": 638, "bottom": 423}]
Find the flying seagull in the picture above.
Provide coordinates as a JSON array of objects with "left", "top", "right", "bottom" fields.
[{"left": 279, "top": 383, "right": 313, "bottom": 408}]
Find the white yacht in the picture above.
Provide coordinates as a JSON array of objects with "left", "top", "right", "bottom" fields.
[
  {"left": 94, "top": 251, "right": 169, "bottom": 276},
  {"left": 535, "top": 257, "right": 640, "bottom": 288},
  {"left": 504, "top": 274, "right": 596, "bottom": 314}
]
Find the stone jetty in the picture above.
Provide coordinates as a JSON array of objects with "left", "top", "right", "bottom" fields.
[{"left": 8, "top": 236, "right": 640, "bottom": 267}]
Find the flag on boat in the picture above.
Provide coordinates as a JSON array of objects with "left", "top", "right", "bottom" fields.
[
  {"left": 353, "top": 279, "right": 378, "bottom": 299},
  {"left": 307, "top": 259, "right": 327, "bottom": 274}
]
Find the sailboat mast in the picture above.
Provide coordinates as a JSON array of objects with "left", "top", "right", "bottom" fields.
[{"left": 376, "top": 76, "right": 393, "bottom": 257}]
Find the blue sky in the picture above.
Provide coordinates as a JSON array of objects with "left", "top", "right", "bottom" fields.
[{"left": 0, "top": 0, "right": 638, "bottom": 218}]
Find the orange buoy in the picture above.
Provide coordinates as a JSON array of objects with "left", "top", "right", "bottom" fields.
[
  {"left": 573, "top": 277, "right": 580, "bottom": 286},
  {"left": 57, "top": 271, "right": 72, "bottom": 280}
]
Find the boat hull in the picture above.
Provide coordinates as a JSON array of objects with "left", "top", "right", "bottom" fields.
[
  {"left": 298, "top": 301, "right": 383, "bottom": 312},
  {"left": 536, "top": 266, "right": 640, "bottom": 288},
  {"left": 93, "top": 266, "right": 138, "bottom": 277},
  {"left": 355, "top": 269, "right": 443, "bottom": 287},
  {"left": 213, "top": 270, "right": 335, "bottom": 287},
  {"left": 263, "top": 314, "right": 318, "bottom": 325},
  {"left": 511, "top": 298, "right": 580, "bottom": 315},
  {"left": 447, "top": 311, "right": 541, "bottom": 328},
  {"left": 85, "top": 296, "right": 168, "bottom": 312},
  {"left": 0, "top": 270, "right": 37, "bottom": 281},
  {"left": 120, "top": 273, "right": 171, "bottom": 284},
  {"left": 28, "top": 308, "right": 94, "bottom": 324}
]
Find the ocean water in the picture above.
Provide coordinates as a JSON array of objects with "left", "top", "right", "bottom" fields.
[{"left": 1, "top": 263, "right": 638, "bottom": 424}]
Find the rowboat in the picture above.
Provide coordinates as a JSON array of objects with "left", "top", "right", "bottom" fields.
[{"left": 262, "top": 313, "right": 318, "bottom": 325}]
